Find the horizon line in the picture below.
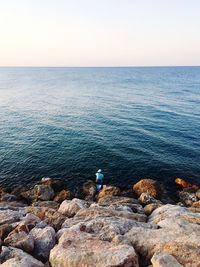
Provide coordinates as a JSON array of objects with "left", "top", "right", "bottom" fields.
[{"left": 0, "top": 65, "right": 200, "bottom": 68}]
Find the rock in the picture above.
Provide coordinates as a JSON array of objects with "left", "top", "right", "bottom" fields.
[
  {"left": 97, "top": 185, "right": 121, "bottom": 199},
  {"left": 25, "top": 207, "right": 65, "bottom": 231},
  {"left": 4, "top": 231, "right": 34, "bottom": 253},
  {"left": 0, "top": 193, "right": 20, "bottom": 202},
  {"left": 124, "top": 204, "right": 200, "bottom": 266},
  {"left": 30, "top": 226, "right": 55, "bottom": 262},
  {"left": 0, "top": 201, "right": 27, "bottom": 209},
  {"left": 75, "top": 205, "right": 147, "bottom": 222},
  {"left": 139, "top": 193, "right": 162, "bottom": 205},
  {"left": 0, "top": 224, "right": 13, "bottom": 240},
  {"left": 133, "top": 179, "right": 162, "bottom": 198},
  {"left": 50, "top": 230, "right": 139, "bottom": 267},
  {"left": 144, "top": 203, "right": 162, "bottom": 216},
  {"left": 179, "top": 190, "right": 198, "bottom": 206},
  {"left": 151, "top": 252, "right": 183, "bottom": 267},
  {"left": 0, "top": 246, "right": 44, "bottom": 266},
  {"left": 20, "top": 189, "right": 36, "bottom": 204},
  {"left": 32, "top": 201, "right": 59, "bottom": 209},
  {"left": 196, "top": 189, "right": 200, "bottom": 199},
  {"left": 53, "top": 190, "right": 71, "bottom": 203},
  {"left": 61, "top": 215, "right": 157, "bottom": 242},
  {"left": 82, "top": 180, "right": 96, "bottom": 200},
  {"left": 40, "top": 178, "right": 65, "bottom": 192},
  {"left": 34, "top": 185, "right": 55, "bottom": 201},
  {"left": 58, "top": 198, "right": 90, "bottom": 217},
  {"left": 192, "top": 201, "right": 200, "bottom": 208},
  {"left": 175, "top": 178, "right": 199, "bottom": 190},
  {"left": 0, "top": 210, "right": 23, "bottom": 226}
]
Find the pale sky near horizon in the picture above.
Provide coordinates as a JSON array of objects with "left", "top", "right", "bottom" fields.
[{"left": 0, "top": 0, "right": 200, "bottom": 66}]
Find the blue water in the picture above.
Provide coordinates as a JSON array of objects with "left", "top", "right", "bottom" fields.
[{"left": 0, "top": 67, "right": 199, "bottom": 189}]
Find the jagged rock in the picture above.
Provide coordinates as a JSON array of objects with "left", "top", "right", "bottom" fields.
[
  {"left": 50, "top": 230, "right": 139, "bottom": 267},
  {"left": 97, "top": 185, "right": 121, "bottom": 200},
  {"left": 4, "top": 231, "right": 34, "bottom": 253},
  {"left": 139, "top": 193, "right": 162, "bottom": 205},
  {"left": 192, "top": 201, "right": 200, "bottom": 208},
  {"left": 196, "top": 189, "right": 200, "bottom": 199},
  {"left": 0, "top": 224, "right": 13, "bottom": 240},
  {"left": 179, "top": 189, "right": 198, "bottom": 206},
  {"left": 124, "top": 204, "right": 200, "bottom": 266},
  {"left": 133, "top": 179, "right": 162, "bottom": 198},
  {"left": 0, "top": 193, "right": 20, "bottom": 202},
  {"left": 75, "top": 205, "right": 147, "bottom": 222},
  {"left": 82, "top": 180, "right": 96, "bottom": 200},
  {"left": 25, "top": 207, "right": 65, "bottom": 231},
  {"left": 175, "top": 178, "right": 199, "bottom": 190},
  {"left": 40, "top": 178, "right": 65, "bottom": 192},
  {"left": 54, "top": 190, "right": 71, "bottom": 203},
  {"left": 151, "top": 252, "right": 183, "bottom": 267},
  {"left": 144, "top": 203, "right": 162, "bottom": 216},
  {"left": 0, "top": 246, "right": 44, "bottom": 266},
  {"left": 61, "top": 215, "right": 157, "bottom": 242},
  {"left": 58, "top": 198, "right": 90, "bottom": 217},
  {"left": 30, "top": 226, "right": 55, "bottom": 262},
  {"left": 32, "top": 201, "right": 59, "bottom": 209},
  {"left": 0, "top": 210, "right": 23, "bottom": 226},
  {"left": 0, "top": 201, "right": 27, "bottom": 209},
  {"left": 34, "top": 185, "right": 55, "bottom": 201}
]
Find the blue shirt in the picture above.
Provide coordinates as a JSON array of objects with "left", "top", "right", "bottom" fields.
[{"left": 96, "top": 172, "right": 104, "bottom": 182}]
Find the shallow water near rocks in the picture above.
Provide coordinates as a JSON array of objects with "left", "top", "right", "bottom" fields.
[{"left": 0, "top": 67, "right": 199, "bottom": 189}]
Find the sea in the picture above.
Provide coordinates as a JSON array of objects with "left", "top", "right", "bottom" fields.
[{"left": 0, "top": 67, "right": 199, "bottom": 189}]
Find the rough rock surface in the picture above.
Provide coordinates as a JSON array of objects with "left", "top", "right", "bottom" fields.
[
  {"left": 50, "top": 230, "right": 139, "bottom": 267},
  {"left": 0, "top": 246, "right": 44, "bottom": 267},
  {"left": 133, "top": 179, "right": 162, "bottom": 198},
  {"left": 53, "top": 190, "right": 71, "bottom": 203},
  {"left": 34, "top": 185, "right": 55, "bottom": 201},
  {"left": 30, "top": 226, "right": 56, "bottom": 261},
  {"left": 58, "top": 198, "right": 90, "bottom": 217},
  {"left": 151, "top": 252, "right": 183, "bottom": 267},
  {"left": 97, "top": 185, "right": 121, "bottom": 199}
]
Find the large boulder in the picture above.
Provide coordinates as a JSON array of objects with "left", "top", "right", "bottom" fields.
[
  {"left": 124, "top": 204, "right": 200, "bottom": 266},
  {"left": 32, "top": 201, "right": 59, "bottom": 210},
  {"left": 29, "top": 226, "right": 56, "bottom": 262},
  {"left": 58, "top": 198, "right": 90, "bottom": 217},
  {"left": 50, "top": 230, "right": 139, "bottom": 267},
  {"left": 40, "top": 178, "right": 65, "bottom": 192},
  {"left": 97, "top": 185, "right": 121, "bottom": 200},
  {"left": 54, "top": 190, "right": 71, "bottom": 203},
  {"left": 61, "top": 215, "right": 157, "bottom": 242},
  {"left": 133, "top": 179, "right": 162, "bottom": 198},
  {"left": 139, "top": 193, "right": 162, "bottom": 205},
  {"left": 151, "top": 252, "right": 183, "bottom": 267},
  {"left": 34, "top": 185, "right": 55, "bottom": 201},
  {"left": 0, "top": 209, "right": 24, "bottom": 225},
  {"left": 0, "top": 246, "right": 44, "bottom": 267},
  {"left": 82, "top": 180, "right": 96, "bottom": 200},
  {"left": 75, "top": 205, "right": 147, "bottom": 222},
  {"left": 175, "top": 178, "right": 199, "bottom": 190},
  {"left": 4, "top": 231, "right": 34, "bottom": 253}
]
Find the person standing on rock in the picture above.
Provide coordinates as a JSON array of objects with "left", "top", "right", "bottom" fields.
[{"left": 96, "top": 169, "right": 104, "bottom": 191}]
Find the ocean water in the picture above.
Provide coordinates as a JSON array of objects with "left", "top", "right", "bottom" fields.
[{"left": 0, "top": 67, "right": 199, "bottom": 189}]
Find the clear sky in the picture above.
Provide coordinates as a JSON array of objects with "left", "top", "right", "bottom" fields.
[{"left": 0, "top": 0, "right": 200, "bottom": 66}]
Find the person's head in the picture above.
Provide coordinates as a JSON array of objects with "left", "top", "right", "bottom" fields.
[{"left": 97, "top": 169, "right": 102, "bottom": 173}]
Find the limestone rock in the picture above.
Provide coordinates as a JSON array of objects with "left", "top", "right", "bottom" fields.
[
  {"left": 30, "top": 226, "right": 56, "bottom": 262},
  {"left": 97, "top": 185, "right": 121, "bottom": 199},
  {"left": 139, "top": 193, "right": 162, "bottom": 205},
  {"left": 54, "top": 190, "right": 71, "bottom": 203},
  {"left": 175, "top": 178, "right": 199, "bottom": 190},
  {"left": 40, "top": 178, "right": 65, "bottom": 192},
  {"left": 179, "top": 190, "right": 198, "bottom": 206},
  {"left": 144, "top": 203, "right": 162, "bottom": 216},
  {"left": 0, "top": 246, "right": 44, "bottom": 267},
  {"left": 133, "top": 179, "right": 162, "bottom": 198},
  {"left": 50, "top": 230, "right": 139, "bottom": 267},
  {"left": 0, "top": 210, "right": 23, "bottom": 225},
  {"left": 58, "top": 198, "right": 90, "bottom": 217},
  {"left": 0, "top": 224, "right": 13, "bottom": 240},
  {"left": 76, "top": 205, "right": 147, "bottom": 222},
  {"left": 82, "top": 180, "right": 96, "bottom": 200},
  {"left": 34, "top": 185, "right": 55, "bottom": 201},
  {"left": 124, "top": 204, "right": 200, "bottom": 266},
  {"left": 151, "top": 252, "right": 183, "bottom": 267},
  {"left": 4, "top": 231, "right": 34, "bottom": 253},
  {"left": 32, "top": 201, "right": 59, "bottom": 209},
  {"left": 196, "top": 189, "right": 200, "bottom": 199}
]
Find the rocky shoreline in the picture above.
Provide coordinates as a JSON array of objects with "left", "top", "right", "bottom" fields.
[{"left": 0, "top": 177, "right": 199, "bottom": 267}]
